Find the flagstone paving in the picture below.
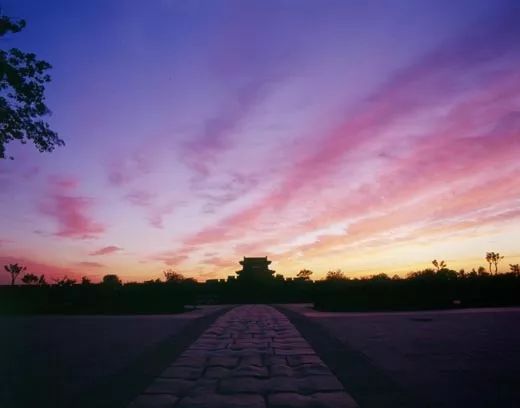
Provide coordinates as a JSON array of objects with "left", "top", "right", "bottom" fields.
[{"left": 128, "top": 305, "right": 358, "bottom": 408}]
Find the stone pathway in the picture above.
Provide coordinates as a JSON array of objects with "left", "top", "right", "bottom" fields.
[{"left": 128, "top": 305, "right": 358, "bottom": 408}]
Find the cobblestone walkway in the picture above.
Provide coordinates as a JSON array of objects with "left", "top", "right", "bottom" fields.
[{"left": 128, "top": 305, "right": 358, "bottom": 408}]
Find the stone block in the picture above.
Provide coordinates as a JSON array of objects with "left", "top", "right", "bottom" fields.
[
  {"left": 204, "top": 366, "right": 231, "bottom": 379},
  {"left": 240, "top": 355, "right": 264, "bottom": 367},
  {"left": 231, "top": 365, "right": 269, "bottom": 378},
  {"left": 270, "top": 364, "right": 293, "bottom": 377},
  {"left": 208, "top": 355, "right": 239, "bottom": 368},
  {"left": 219, "top": 377, "right": 268, "bottom": 394}
]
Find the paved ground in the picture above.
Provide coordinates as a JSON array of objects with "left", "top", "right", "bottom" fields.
[
  {"left": 283, "top": 305, "right": 520, "bottom": 408},
  {"left": 0, "top": 306, "right": 227, "bottom": 408},
  {"left": 129, "top": 305, "right": 358, "bottom": 408},
  {"left": 5, "top": 305, "right": 519, "bottom": 407}
]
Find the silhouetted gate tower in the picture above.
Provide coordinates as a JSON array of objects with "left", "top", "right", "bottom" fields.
[{"left": 236, "top": 257, "right": 275, "bottom": 282}]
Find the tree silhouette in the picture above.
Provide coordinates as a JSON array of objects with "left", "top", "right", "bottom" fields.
[
  {"left": 510, "top": 264, "right": 520, "bottom": 275},
  {"left": 4, "top": 263, "right": 26, "bottom": 285},
  {"left": 53, "top": 276, "right": 76, "bottom": 287},
  {"left": 163, "top": 269, "right": 185, "bottom": 283},
  {"left": 296, "top": 269, "right": 313, "bottom": 280},
  {"left": 81, "top": 276, "right": 91, "bottom": 285},
  {"left": 325, "top": 269, "right": 347, "bottom": 281},
  {"left": 21, "top": 273, "right": 38, "bottom": 285},
  {"left": 485, "top": 252, "right": 494, "bottom": 274},
  {"left": 370, "top": 273, "right": 391, "bottom": 281},
  {"left": 432, "top": 259, "right": 447, "bottom": 272},
  {"left": 37, "top": 274, "right": 47, "bottom": 286},
  {"left": 101, "top": 274, "right": 122, "bottom": 288},
  {"left": 486, "top": 252, "right": 504, "bottom": 274},
  {"left": 492, "top": 252, "right": 504, "bottom": 274},
  {"left": 0, "top": 15, "right": 63, "bottom": 159},
  {"left": 407, "top": 268, "right": 436, "bottom": 279}
]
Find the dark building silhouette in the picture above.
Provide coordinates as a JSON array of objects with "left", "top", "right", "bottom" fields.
[{"left": 236, "top": 257, "right": 275, "bottom": 281}]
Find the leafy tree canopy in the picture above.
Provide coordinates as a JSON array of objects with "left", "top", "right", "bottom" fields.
[
  {"left": 53, "top": 276, "right": 76, "bottom": 287},
  {"left": 21, "top": 272, "right": 38, "bottom": 285},
  {"left": 4, "top": 262, "right": 26, "bottom": 285},
  {"left": 102, "top": 274, "right": 122, "bottom": 287},
  {"left": 296, "top": 269, "right": 313, "bottom": 280},
  {"left": 325, "top": 269, "right": 347, "bottom": 281},
  {"left": 0, "top": 15, "right": 63, "bottom": 159},
  {"left": 163, "top": 269, "right": 186, "bottom": 283}
]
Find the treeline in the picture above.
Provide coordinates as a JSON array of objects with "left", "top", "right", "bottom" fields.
[
  {"left": 2, "top": 256, "right": 520, "bottom": 314},
  {"left": 0, "top": 271, "right": 196, "bottom": 315},
  {"left": 0, "top": 271, "right": 313, "bottom": 314},
  {"left": 313, "top": 267, "right": 520, "bottom": 311},
  {"left": 313, "top": 255, "right": 520, "bottom": 311}
]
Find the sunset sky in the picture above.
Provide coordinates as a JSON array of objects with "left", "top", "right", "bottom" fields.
[{"left": 1, "top": 0, "right": 519, "bottom": 283}]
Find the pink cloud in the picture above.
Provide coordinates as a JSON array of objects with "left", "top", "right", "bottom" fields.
[
  {"left": 195, "top": 271, "right": 220, "bottom": 281},
  {"left": 177, "top": 15, "right": 520, "bottom": 261},
  {"left": 90, "top": 245, "right": 122, "bottom": 256},
  {"left": 125, "top": 190, "right": 155, "bottom": 207},
  {"left": 297, "top": 203, "right": 520, "bottom": 261},
  {"left": 40, "top": 177, "right": 105, "bottom": 239},
  {"left": 147, "top": 202, "right": 177, "bottom": 229},
  {"left": 202, "top": 256, "right": 235, "bottom": 268},
  {"left": 49, "top": 176, "right": 79, "bottom": 189},
  {"left": 196, "top": 172, "right": 260, "bottom": 214},
  {"left": 0, "top": 239, "right": 11, "bottom": 247},
  {"left": 151, "top": 250, "right": 190, "bottom": 266},
  {"left": 77, "top": 261, "right": 104, "bottom": 268},
  {"left": 107, "top": 150, "right": 154, "bottom": 187},
  {"left": 122, "top": 189, "right": 178, "bottom": 229}
]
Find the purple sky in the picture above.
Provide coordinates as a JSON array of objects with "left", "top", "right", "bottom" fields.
[{"left": 1, "top": 0, "right": 519, "bottom": 282}]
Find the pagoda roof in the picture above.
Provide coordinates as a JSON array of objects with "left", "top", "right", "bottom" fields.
[{"left": 239, "top": 256, "right": 272, "bottom": 265}]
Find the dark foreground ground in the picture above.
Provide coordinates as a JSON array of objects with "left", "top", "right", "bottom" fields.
[
  {"left": 0, "top": 306, "right": 228, "bottom": 408},
  {"left": 283, "top": 305, "right": 520, "bottom": 408},
  {"left": 2, "top": 305, "right": 520, "bottom": 408}
]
